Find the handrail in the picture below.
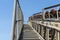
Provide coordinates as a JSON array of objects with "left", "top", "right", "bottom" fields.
[
  {"left": 31, "top": 20, "right": 60, "bottom": 32},
  {"left": 29, "top": 20, "right": 60, "bottom": 40},
  {"left": 32, "top": 19, "right": 60, "bottom": 22}
]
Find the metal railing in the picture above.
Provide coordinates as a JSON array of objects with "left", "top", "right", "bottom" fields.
[
  {"left": 42, "top": 4, "right": 60, "bottom": 20},
  {"left": 28, "top": 20, "right": 60, "bottom": 40},
  {"left": 28, "top": 4, "right": 60, "bottom": 40}
]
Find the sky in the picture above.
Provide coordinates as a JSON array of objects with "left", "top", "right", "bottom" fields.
[{"left": 0, "top": 0, "right": 60, "bottom": 40}]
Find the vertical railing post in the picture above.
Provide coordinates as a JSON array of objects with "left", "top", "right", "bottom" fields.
[
  {"left": 38, "top": 24, "right": 40, "bottom": 33},
  {"left": 43, "top": 27, "right": 46, "bottom": 39},
  {"left": 36, "top": 23, "right": 37, "bottom": 31},
  {"left": 36, "top": 24, "right": 38, "bottom": 32},
  {"left": 48, "top": 12, "right": 50, "bottom": 20},
  {"left": 32, "top": 22, "right": 34, "bottom": 28},
  {"left": 42, "top": 9, "right": 45, "bottom": 20},
  {"left": 45, "top": 28, "right": 49, "bottom": 40},
  {"left": 40, "top": 25, "right": 41, "bottom": 35},
  {"left": 34, "top": 23, "right": 35, "bottom": 29},
  {"left": 34, "top": 23, "right": 36, "bottom": 30},
  {"left": 57, "top": 10, "right": 59, "bottom": 20},
  {"left": 41, "top": 25, "right": 44, "bottom": 37},
  {"left": 55, "top": 31, "right": 60, "bottom": 40}
]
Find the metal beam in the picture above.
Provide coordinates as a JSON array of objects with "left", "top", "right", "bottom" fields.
[
  {"left": 10, "top": 0, "right": 17, "bottom": 40},
  {"left": 44, "top": 4, "right": 60, "bottom": 10}
]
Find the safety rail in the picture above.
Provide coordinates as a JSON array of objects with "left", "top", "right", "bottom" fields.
[
  {"left": 32, "top": 20, "right": 60, "bottom": 31},
  {"left": 28, "top": 20, "right": 60, "bottom": 40},
  {"left": 28, "top": 4, "right": 60, "bottom": 40}
]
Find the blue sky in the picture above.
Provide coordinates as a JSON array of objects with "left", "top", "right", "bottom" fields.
[{"left": 0, "top": 0, "right": 60, "bottom": 40}]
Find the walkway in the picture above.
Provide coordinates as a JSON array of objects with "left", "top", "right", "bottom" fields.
[{"left": 22, "top": 24, "right": 44, "bottom": 40}]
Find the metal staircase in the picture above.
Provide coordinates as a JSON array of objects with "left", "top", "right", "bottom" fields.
[{"left": 11, "top": 0, "right": 60, "bottom": 40}]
